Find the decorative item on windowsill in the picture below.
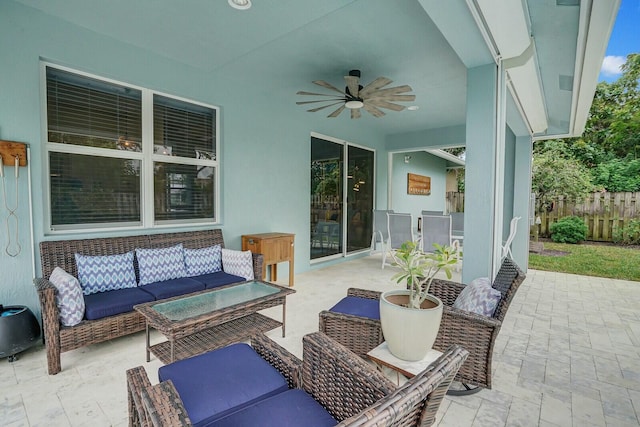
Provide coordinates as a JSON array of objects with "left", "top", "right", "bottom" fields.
[{"left": 380, "top": 241, "right": 460, "bottom": 361}]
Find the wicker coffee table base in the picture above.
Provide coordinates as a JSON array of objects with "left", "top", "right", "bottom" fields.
[{"left": 150, "top": 313, "right": 282, "bottom": 364}]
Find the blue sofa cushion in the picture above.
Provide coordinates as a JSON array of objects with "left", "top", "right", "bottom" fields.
[
  {"left": 194, "top": 271, "right": 246, "bottom": 290},
  {"left": 329, "top": 296, "right": 380, "bottom": 320},
  {"left": 159, "top": 343, "right": 289, "bottom": 427},
  {"left": 139, "top": 277, "right": 205, "bottom": 300},
  {"left": 84, "top": 287, "right": 154, "bottom": 320},
  {"left": 208, "top": 389, "right": 337, "bottom": 427}
]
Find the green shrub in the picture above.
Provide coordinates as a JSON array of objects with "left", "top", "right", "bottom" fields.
[
  {"left": 613, "top": 219, "right": 640, "bottom": 245},
  {"left": 549, "top": 216, "right": 588, "bottom": 244}
]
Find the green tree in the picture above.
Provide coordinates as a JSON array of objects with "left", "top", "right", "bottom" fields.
[
  {"left": 534, "top": 54, "right": 640, "bottom": 192},
  {"left": 531, "top": 149, "right": 593, "bottom": 213}
]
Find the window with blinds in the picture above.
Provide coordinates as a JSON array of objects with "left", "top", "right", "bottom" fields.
[{"left": 44, "top": 64, "right": 219, "bottom": 231}]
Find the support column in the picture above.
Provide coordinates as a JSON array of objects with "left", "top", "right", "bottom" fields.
[
  {"left": 462, "top": 63, "right": 506, "bottom": 283},
  {"left": 511, "top": 135, "right": 533, "bottom": 269}
]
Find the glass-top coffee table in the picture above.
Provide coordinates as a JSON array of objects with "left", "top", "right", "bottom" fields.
[{"left": 134, "top": 280, "right": 295, "bottom": 364}]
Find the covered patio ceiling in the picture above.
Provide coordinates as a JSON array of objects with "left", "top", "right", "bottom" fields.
[{"left": 12, "top": 0, "right": 613, "bottom": 140}]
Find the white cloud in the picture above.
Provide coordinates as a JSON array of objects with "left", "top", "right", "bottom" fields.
[{"left": 601, "top": 55, "right": 626, "bottom": 77}]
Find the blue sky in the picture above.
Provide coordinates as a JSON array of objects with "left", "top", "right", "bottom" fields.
[{"left": 599, "top": 0, "right": 640, "bottom": 82}]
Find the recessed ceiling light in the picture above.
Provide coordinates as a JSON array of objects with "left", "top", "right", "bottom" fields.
[
  {"left": 228, "top": 0, "right": 251, "bottom": 10},
  {"left": 407, "top": 105, "right": 419, "bottom": 111}
]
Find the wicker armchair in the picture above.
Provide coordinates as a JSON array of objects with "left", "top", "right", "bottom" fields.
[
  {"left": 127, "top": 332, "right": 468, "bottom": 427},
  {"left": 319, "top": 257, "right": 525, "bottom": 393}
]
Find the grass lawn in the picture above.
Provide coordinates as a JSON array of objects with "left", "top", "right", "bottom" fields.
[{"left": 529, "top": 241, "right": 640, "bottom": 281}]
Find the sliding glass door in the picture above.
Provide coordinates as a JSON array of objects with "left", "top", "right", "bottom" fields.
[
  {"left": 310, "top": 134, "right": 374, "bottom": 260},
  {"left": 346, "top": 145, "right": 374, "bottom": 253}
]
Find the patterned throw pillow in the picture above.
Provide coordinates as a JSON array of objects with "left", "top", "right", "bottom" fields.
[
  {"left": 49, "top": 267, "right": 85, "bottom": 326},
  {"left": 221, "top": 248, "right": 254, "bottom": 280},
  {"left": 453, "top": 277, "right": 502, "bottom": 317},
  {"left": 75, "top": 251, "right": 137, "bottom": 295},
  {"left": 184, "top": 245, "right": 222, "bottom": 276},
  {"left": 136, "top": 244, "right": 187, "bottom": 285}
]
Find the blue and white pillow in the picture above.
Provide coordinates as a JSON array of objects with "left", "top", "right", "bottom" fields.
[
  {"left": 136, "top": 244, "right": 187, "bottom": 285},
  {"left": 453, "top": 277, "right": 502, "bottom": 317},
  {"left": 49, "top": 267, "right": 85, "bottom": 326},
  {"left": 75, "top": 251, "right": 137, "bottom": 295},
  {"left": 184, "top": 245, "right": 222, "bottom": 277},
  {"left": 221, "top": 248, "right": 254, "bottom": 280}
]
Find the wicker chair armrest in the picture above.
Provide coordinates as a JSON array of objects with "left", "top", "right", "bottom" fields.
[
  {"left": 33, "top": 277, "right": 61, "bottom": 367},
  {"left": 251, "top": 253, "right": 264, "bottom": 281},
  {"left": 141, "top": 380, "right": 193, "bottom": 427},
  {"left": 33, "top": 277, "right": 59, "bottom": 323},
  {"left": 302, "top": 332, "right": 396, "bottom": 421},
  {"left": 347, "top": 288, "right": 382, "bottom": 300},
  {"left": 428, "top": 278, "right": 465, "bottom": 306},
  {"left": 442, "top": 305, "right": 502, "bottom": 327},
  {"left": 251, "top": 333, "right": 302, "bottom": 389},
  {"left": 336, "top": 345, "right": 469, "bottom": 427},
  {"left": 318, "top": 310, "right": 382, "bottom": 329},
  {"left": 34, "top": 276, "right": 56, "bottom": 292},
  {"left": 126, "top": 366, "right": 153, "bottom": 427}
]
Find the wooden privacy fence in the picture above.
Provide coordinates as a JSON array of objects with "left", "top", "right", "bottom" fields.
[
  {"left": 446, "top": 191, "right": 640, "bottom": 242},
  {"left": 538, "top": 192, "right": 640, "bottom": 241}
]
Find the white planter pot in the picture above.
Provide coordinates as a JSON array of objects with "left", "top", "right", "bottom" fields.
[{"left": 379, "top": 289, "right": 443, "bottom": 361}]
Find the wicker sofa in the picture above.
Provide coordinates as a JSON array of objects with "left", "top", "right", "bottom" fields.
[
  {"left": 34, "top": 229, "right": 263, "bottom": 375},
  {"left": 127, "top": 332, "right": 468, "bottom": 427},
  {"left": 319, "top": 257, "right": 525, "bottom": 393}
]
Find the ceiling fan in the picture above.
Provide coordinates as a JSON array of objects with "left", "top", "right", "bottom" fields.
[{"left": 296, "top": 69, "right": 416, "bottom": 119}]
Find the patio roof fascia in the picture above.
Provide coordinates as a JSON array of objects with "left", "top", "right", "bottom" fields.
[{"left": 568, "top": 0, "right": 621, "bottom": 137}]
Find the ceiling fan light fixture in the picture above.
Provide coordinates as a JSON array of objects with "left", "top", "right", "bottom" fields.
[
  {"left": 228, "top": 0, "right": 251, "bottom": 10},
  {"left": 345, "top": 99, "right": 364, "bottom": 109}
]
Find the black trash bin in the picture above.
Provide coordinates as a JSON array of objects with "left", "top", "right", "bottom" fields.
[{"left": 0, "top": 305, "right": 41, "bottom": 362}]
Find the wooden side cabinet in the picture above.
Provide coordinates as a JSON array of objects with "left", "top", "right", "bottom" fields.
[{"left": 241, "top": 232, "right": 295, "bottom": 287}]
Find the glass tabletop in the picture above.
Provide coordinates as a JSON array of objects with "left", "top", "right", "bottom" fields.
[{"left": 152, "top": 281, "right": 280, "bottom": 321}]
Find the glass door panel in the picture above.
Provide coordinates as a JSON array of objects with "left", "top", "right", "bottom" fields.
[
  {"left": 310, "top": 137, "right": 343, "bottom": 260},
  {"left": 346, "top": 146, "right": 374, "bottom": 253}
]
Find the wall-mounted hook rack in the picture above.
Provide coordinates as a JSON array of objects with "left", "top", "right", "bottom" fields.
[{"left": 0, "top": 141, "right": 28, "bottom": 166}]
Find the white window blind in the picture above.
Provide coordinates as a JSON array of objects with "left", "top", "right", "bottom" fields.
[{"left": 44, "top": 64, "right": 219, "bottom": 231}]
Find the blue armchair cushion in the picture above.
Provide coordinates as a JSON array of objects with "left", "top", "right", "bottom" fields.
[
  {"left": 209, "top": 389, "right": 337, "bottom": 427},
  {"left": 329, "top": 296, "right": 380, "bottom": 320},
  {"left": 159, "top": 343, "right": 289, "bottom": 427},
  {"left": 194, "top": 271, "right": 246, "bottom": 290},
  {"left": 84, "top": 287, "right": 154, "bottom": 320},
  {"left": 139, "top": 277, "right": 205, "bottom": 300}
]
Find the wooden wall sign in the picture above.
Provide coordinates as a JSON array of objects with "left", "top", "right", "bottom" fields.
[{"left": 407, "top": 173, "right": 431, "bottom": 195}]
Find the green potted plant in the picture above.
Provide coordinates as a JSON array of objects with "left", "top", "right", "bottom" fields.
[{"left": 381, "top": 240, "right": 460, "bottom": 361}]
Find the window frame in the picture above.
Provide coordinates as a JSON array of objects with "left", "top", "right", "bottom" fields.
[{"left": 41, "top": 62, "right": 220, "bottom": 234}]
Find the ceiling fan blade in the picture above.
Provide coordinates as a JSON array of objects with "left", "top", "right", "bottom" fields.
[
  {"left": 359, "top": 77, "right": 393, "bottom": 97},
  {"left": 307, "top": 101, "right": 345, "bottom": 112},
  {"left": 362, "top": 103, "right": 386, "bottom": 118},
  {"left": 365, "top": 85, "right": 413, "bottom": 98},
  {"left": 297, "top": 91, "right": 343, "bottom": 97},
  {"left": 328, "top": 104, "right": 346, "bottom": 118},
  {"left": 367, "top": 94, "right": 416, "bottom": 102},
  {"left": 296, "top": 99, "right": 345, "bottom": 105},
  {"left": 313, "top": 80, "right": 346, "bottom": 95},
  {"left": 344, "top": 75, "right": 360, "bottom": 98},
  {"left": 351, "top": 108, "right": 361, "bottom": 119},
  {"left": 366, "top": 99, "right": 405, "bottom": 111}
]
